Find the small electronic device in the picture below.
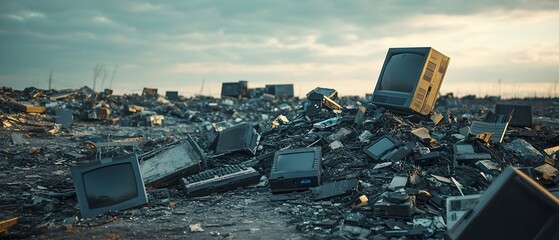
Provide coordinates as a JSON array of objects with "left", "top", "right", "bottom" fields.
[
  {"left": 453, "top": 144, "right": 492, "bottom": 164},
  {"left": 70, "top": 154, "right": 148, "bottom": 218},
  {"left": 269, "top": 147, "right": 322, "bottom": 193}
]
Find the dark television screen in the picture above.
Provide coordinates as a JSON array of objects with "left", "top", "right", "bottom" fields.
[
  {"left": 367, "top": 137, "right": 397, "bottom": 156},
  {"left": 380, "top": 53, "right": 424, "bottom": 93},
  {"left": 276, "top": 152, "right": 316, "bottom": 172},
  {"left": 83, "top": 163, "right": 138, "bottom": 209}
]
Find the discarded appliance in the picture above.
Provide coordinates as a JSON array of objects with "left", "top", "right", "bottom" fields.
[
  {"left": 265, "top": 84, "right": 294, "bottom": 98},
  {"left": 269, "top": 147, "right": 322, "bottom": 193},
  {"left": 215, "top": 123, "right": 261, "bottom": 156},
  {"left": 165, "top": 91, "right": 179, "bottom": 101},
  {"left": 306, "top": 87, "right": 342, "bottom": 111},
  {"left": 495, "top": 104, "right": 532, "bottom": 127},
  {"left": 181, "top": 164, "right": 260, "bottom": 197},
  {"left": 139, "top": 137, "right": 204, "bottom": 188},
  {"left": 447, "top": 167, "right": 559, "bottom": 240},
  {"left": 70, "top": 153, "right": 148, "bottom": 218},
  {"left": 370, "top": 47, "right": 450, "bottom": 115},
  {"left": 142, "top": 87, "right": 158, "bottom": 97}
]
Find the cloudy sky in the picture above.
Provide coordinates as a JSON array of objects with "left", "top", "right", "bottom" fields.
[{"left": 1, "top": 0, "right": 559, "bottom": 97}]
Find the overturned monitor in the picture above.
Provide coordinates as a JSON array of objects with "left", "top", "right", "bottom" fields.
[
  {"left": 495, "top": 104, "right": 532, "bottom": 127},
  {"left": 139, "top": 136, "right": 204, "bottom": 188},
  {"left": 70, "top": 154, "right": 148, "bottom": 218},
  {"left": 269, "top": 147, "right": 322, "bottom": 193},
  {"left": 215, "top": 123, "right": 261, "bottom": 156},
  {"left": 371, "top": 47, "right": 450, "bottom": 115},
  {"left": 363, "top": 136, "right": 402, "bottom": 162},
  {"left": 446, "top": 167, "right": 559, "bottom": 240}
]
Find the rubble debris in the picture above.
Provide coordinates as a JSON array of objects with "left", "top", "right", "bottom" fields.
[
  {"left": 189, "top": 223, "right": 205, "bottom": 232},
  {"left": 1, "top": 84, "right": 559, "bottom": 239},
  {"left": 11, "top": 133, "right": 28, "bottom": 145},
  {"left": 373, "top": 192, "right": 415, "bottom": 219},
  {"left": 0, "top": 217, "right": 20, "bottom": 234},
  {"left": 54, "top": 109, "right": 73, "bottom": 129},
  {"left": 12, "top": 102, "right": 46, "bottom": 113}
]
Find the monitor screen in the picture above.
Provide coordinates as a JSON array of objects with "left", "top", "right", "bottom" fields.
[
  {"left": 379, "top": 53, "right": 424, "bottom": 93},
  {"left": 276, "top": 152, "right": 316, "bottom": 172},
  {"left": 83, "top": 163, "right": 138, "bottom": 209}
]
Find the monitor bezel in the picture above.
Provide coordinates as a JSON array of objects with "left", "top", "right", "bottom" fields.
[
  {"left": 71, "top": 153, "right": 148, "bottom": 218},
  {"left": 363, "top": 135, "right": 401, "bottom": 161}
]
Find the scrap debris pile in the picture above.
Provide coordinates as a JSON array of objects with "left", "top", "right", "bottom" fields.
[{"left": 1, "top": 86, "right": 559, "bottom": 239}]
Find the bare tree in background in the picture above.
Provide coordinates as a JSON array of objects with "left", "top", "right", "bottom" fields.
[
  {"left": 93, "top": 64, "right": 104, "bottom": 91},
  {"left": 101, "top": 67, "right": 108, "bottom": 90},
  {"left": 109, "top": 65, "right": 118, "bottom": 90}
]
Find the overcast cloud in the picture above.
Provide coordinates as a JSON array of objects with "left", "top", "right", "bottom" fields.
[{"left": 1, "top": 0, "right": 559, "bottom": 97}]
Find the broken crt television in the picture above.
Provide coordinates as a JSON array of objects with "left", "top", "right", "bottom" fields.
[
  {"left": 269, "top": 147, "right": 322, "bottom": 193},
  {"left": 446, "top": 167, "right": 559, "bottom": 240},
  {"left": 215, "top": 123, "right": 261, "bottom": 156},
  {"left": 70, "top": 153, "right": 148, "bottom": 218},
  {"left": 371, "top": 47, "right": 450, "bottom": 115}
]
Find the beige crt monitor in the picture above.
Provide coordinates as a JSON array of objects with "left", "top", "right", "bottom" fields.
[{"left": 371, "top": 47, "right": 450, "bottom": 115}]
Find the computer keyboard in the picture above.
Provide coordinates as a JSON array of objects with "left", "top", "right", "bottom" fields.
[{"left": 181, "top": 165, "right": 261, "bottom": 197}]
